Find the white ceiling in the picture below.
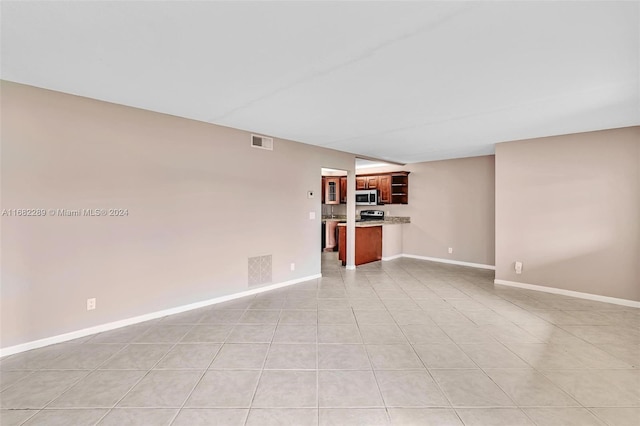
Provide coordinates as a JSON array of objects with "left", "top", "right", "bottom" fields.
[{"left": 2, "top": 1, "right": 638, "bottom": 163}]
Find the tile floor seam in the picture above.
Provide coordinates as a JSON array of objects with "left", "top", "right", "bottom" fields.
[
  {"left": 3, "top": 254, "right": 638, "bottom": 426},
  {"left": 8, "top": 409, "right": 38, "bottom": 426},
  {"left": 37, "top": 341, "right": 132, "bottom": 411},
  {"left": 243, "top": 309, "right": 280, "bottom": 426},
  {"left": 315, "top": 298, "right": 320, "bottom": 426},
  {"left": 0, "top": 370, "right": 35, "bottom": 394},
  {"left": 497, "top": 365, "right": 585, "bottom": 407},
  {"left": 398, "top": 273, "right": 592, "bottom": 413},
  {"left": 353, "top": 305, "right": 398, "bottom": 412},
  {"left": 396, "top": 294, "right": 491, "bottom": 408},
  {"left": 29, "top": 342, "right": 140, "bottom": 423},
  {"left": 94, "top": 324, "right": 195, "bottom": 424},
  {"left": 377, "top": 288, "right": 457, "bottom": 411},
  {"left": 432, "top": 343, "right": 519, "bottom": 410},
  {"left": 511, "top": 406, "right": 541, "bottom": 426},
  {"left": 165, "top": 336, "right": 225, "bottom": 425},
  {"left": 482, "top": 367, "right": 583, "bottom": 409}
]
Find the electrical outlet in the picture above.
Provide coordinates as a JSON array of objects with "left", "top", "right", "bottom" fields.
[
  {"left": 309, "top": 211, "right": 316, "bottom": 220},
  {"left": 448, "top": 247, "right": 453, "bottom": 254},
  {"left": 87, "top": 298, "right": 96, "bottom": 311},
  {"left": 290, "top": 263, "right": 295, "bottom": 271},
  {"left": 515, "top": 261, "right": 523, "bottom": 274}
]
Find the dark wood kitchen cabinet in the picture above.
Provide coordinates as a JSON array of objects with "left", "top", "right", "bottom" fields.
[
  {"left": 378, "top": 175, "right": 391, "bottom": 204},
  {"left": 356, "top": 175, "right": 379, "bottom": 190},
  {"left": 338, "top": 225, "right": 382, "bottom": 266},
  {"left": 365, "top": 176, "right": 379, "bottom": 189},
  {"left": 390, "top": 172, "right": 409, "bottom": 204},
  {"left": 326, "top": 172, "right": 409, "bottom": 205},
  {"left": 324, "top": 177, "right": 340, "bottom": 205},
  {"left": 324, "top": 220, "right": 339, "bottom": 251},
  {"left": 355, "top": 171, "right": 409, "bottom": 204},
  {"left": 340, "top": 177, "right": 347, "bottom": 204}
]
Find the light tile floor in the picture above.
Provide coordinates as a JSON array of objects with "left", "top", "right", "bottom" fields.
[{"left": 1, "top": 253, "right": 639, "bottom": 425}]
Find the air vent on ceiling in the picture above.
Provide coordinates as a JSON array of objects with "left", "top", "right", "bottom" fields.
[{"left": 251, "top": 134, "right": 273, "bottom": 151}]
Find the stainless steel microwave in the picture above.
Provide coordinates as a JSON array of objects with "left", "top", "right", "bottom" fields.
[{"left": 355, "top": 189, "right": 379, "bottom": 205}]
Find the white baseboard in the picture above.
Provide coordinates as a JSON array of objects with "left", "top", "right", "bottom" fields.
[
  {"left": 0, "top": 273, "right": 322, "bottom": 358},
  {"left": 345, "top": 265, "right": 356, "bottom": 270},
  {"left": 381, "top": 254, "right": 403, "bottom": 261},
  {"left": 398, "top": 254, "right": 495, "bottom": 270},
  {"left": 494, "top": 279, "right": 640, "bottom": 308}
]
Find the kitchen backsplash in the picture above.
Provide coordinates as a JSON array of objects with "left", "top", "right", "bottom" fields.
[
  {"left": 321, "top": 203, "right": 346, "bottom": 216},
  {"left": 322, "top": 204, "right": 411, "bottom": 217}
]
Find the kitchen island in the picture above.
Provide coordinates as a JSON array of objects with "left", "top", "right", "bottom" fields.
[{"left": 337, "top": 217, "right": 410, "bottom": 266}]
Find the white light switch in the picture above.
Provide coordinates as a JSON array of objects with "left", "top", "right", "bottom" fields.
[
  {"left": 307, "top": 191, "right": 314, "bottom": 199},
  {"left": 309, "top": 212, "right": 316, "bottom": 220}
]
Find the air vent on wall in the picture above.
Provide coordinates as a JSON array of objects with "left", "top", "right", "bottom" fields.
[
  {"left": 248, "top": 254, "right": 272, "bottom": 287},
  {"left": 251, "top": 134, "right": 273, "bottom": 151}
]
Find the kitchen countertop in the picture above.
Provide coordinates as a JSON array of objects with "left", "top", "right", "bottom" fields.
[
  {"left": 321, "top": 215, "right": 347, "bottom": 222},
  {"left": 335, "top": 216, "right": 410, "bottom": 227}
]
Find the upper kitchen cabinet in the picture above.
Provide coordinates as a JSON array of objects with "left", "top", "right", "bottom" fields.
[
  {"left": 390, "top": 172, "right": 409, "bottom": 204},
  {"left": 324, "top": 177, "right": 340, "bottom": 205},
  {"left": 324, "top": 172, "right": 409, "bottom": 205},
  {"left": 378, "top": 175, "right": 391, "bottom": 204},
  {"left": 340, "top": 177, "right": 347, "bottom": 204},
  {"left": 356, "top": 175, "right": 379, "bottom": 190},
  {"left": 356, "top": 171, "right": 410, "bottom": 205}
]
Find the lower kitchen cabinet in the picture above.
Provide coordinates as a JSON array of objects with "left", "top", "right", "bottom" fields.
[
  {"left": 323, "top": 221, "right": 339, "bottom": 251},
  {"left": 338, "top": 225, "right": 382, "bottom": 266}
]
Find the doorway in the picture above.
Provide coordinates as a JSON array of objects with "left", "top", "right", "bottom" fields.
[{"left": 320, "top": 167, "right": 349, "bottom": 274}]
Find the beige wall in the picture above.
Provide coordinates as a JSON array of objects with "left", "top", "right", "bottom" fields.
[
  {"left": 360, "top": 155, "right": 496, "bottom": 266},
  {"left": 1, "top": 81, "right": 355, "bottom": 349},
  {"left": 6, "top": 80, "right": 634, "bottom": 352},
  {"left": 495, "top": 127, "right": 640, "bottom": 301},
  {"left": 382, "top": 224, "right": 403, "bottom": 259}
]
